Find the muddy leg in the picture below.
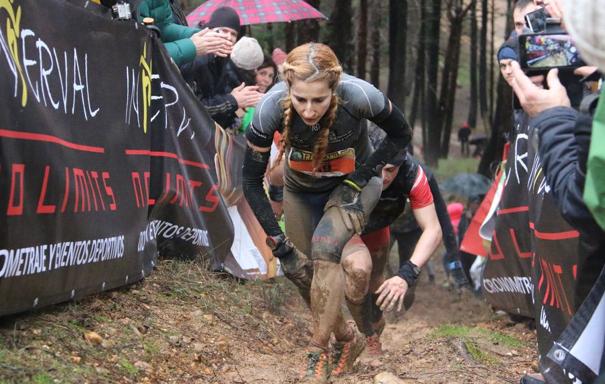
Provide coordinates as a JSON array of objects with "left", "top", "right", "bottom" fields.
[
  {"left": 366, "top": 230, "right": 390, "bottom": 336},
  {"left": 341, "top": 237, "right": 373, "bottom": 337},
  {"left": 309, "top": 259, "right": 346, "bottom": 349}
]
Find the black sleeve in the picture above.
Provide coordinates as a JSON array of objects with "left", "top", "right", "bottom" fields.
[
  {"left": 535, "top": 107, "right": 600, "bottom": 238},
  {"left": 242, "top": 146, "right": 283, "bottom": 237},
  {"left": 347, "top": 101, "right": 412, "bottom": 187}
]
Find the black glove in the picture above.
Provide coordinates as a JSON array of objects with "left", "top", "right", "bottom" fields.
[
  {"left": 266, "top": 234, "right": 294, "bottom": 259},
  {"left": 346, "top": 166, "right": 378, "bottom": 190},
  {"left": 266, "top": 234, "right": 313, "bottom": 302},
  {"left": 324, "top": 180, "right": 366, "bottom": 234}
]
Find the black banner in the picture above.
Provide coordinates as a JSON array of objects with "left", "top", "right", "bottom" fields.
[
  {"left": 0, "top": 0, "right": 233, "bottom": 316},
  {"left": 483, "top": 119, "right": 534, "bottom": 318},
  {"left": 483, "top": 117, "right": 585, "bottom": 383}
]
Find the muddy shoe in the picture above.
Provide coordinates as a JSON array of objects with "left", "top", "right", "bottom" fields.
[
  {"left": 280, "top": 249, "right": 313, "bottom": 303},
  {"left": 365, "top": 334, "right": 383, "bottom": 356},
  {"left": 331, "top": 327, "right": 366, "bottom": 376},
  {"left": 301, "top": 350, "right": 330, "bottom": 383},
  {"left": 372, "top": 316, "right": 386, "bottom": 337}
]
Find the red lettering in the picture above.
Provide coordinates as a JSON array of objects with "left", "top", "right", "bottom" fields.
[
  {"left": 102, "top": 171, "right": 117, "bottom": 211},
  {"left": 131, "top": 172, "right": 145, "bottom": 208},
  {"left": 200, "top": 184, "right": 219, "bottom": 213},
  {"left": 489, "top": 233, "right": 505, "bottom": 261},
  {"left": 170, "top": 174, "right": 189, "bottom": 207},
  {"left": 61, "top": 167, "right": 70, "bottom": 213},
  {"left": 85, "top": 171, "right": 99, "bottom": 211},
  {"left": 509, "top": 228, "right": 532, "bottom": 259},
  {"left": 36, "top": 165, "right": 56, "bottom": 214},
  {"left": 7, "top": 163, "right": 25, "bottom": 216},
  {"left": 156, "top": 172, "right": 172, "bottom": 205},
  {"left": 144, "top": 171, "right": 155, "bottom": 206},
  {"left": 73, "top": 168, "right": 91, "bottom": 212},
  {"left": 90, "top": 171, "right": 106, "bottom": 210}
]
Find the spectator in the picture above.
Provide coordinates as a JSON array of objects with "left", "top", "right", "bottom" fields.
[
  {"left": 238, "top": 55, "right": 278, "bottom": 134},
  {"left": 272, "top": 48, "right": 287, "bottom": 79},
  {"left": 509, "top": 0, "right": 604, "bottom": 382},
  {"left": 498, "top": 42, "right": 518, "bottom": 87},
  {"left": 255, "top": 55, "right": 278, "bottom": 94},
  {"left": 136, "top": 0, "right": 233, "bottom": 66},
  {"left": 513, "top": 0, "right": 539, "bottom": 37},
  {"left": 182, "top": 7, "right": 263, "bottom": 130},
  {"left": 458, "top": 122, "right": 471, "bottom": 157},
  {"left": 220, "top": 36, "right": 265, "bottom": 131}
]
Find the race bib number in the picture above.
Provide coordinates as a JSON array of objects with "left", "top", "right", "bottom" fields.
[{"left": 288, "top": 147, "right": 356, "bottom": 177}]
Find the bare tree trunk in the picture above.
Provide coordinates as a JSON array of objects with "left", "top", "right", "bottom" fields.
[
  {"left": 266, "top": 23, "right": 274, "bottom": 52},
  {"left": 285, "top": 22, "right": 296, "bottom": 52},
  {"left": 478, "top": 0, "right": 488, "bottom": 122},
  {"left": 425, "top": 0, "right": 442, "bottom": 166},
  {"left": 297, "top": 1, "right": 321, "bottom": 44},
  {"left": 489, "top": 0, "right": 495, "bottom": 123},
  {"left": 478, "top": 0, "right": 514, "bottom": 177},
  {"left": 467, "top": 0, "right": 478, "bottom": 128},
  {"left": 409, "top": 7, "right": 426, "bottom": 130},
  {"left": 327, "top": 0, "right": 354, "bottom": 72},
  {"left": 387, "top": 0, "right": 407, "bottom": 109},
  {"left": 356, "top": 0, "right": 368, "bottom": 79},
  {"left": 439, "top": 1, "right": 474, "bottom": 158},
  {"left": 478, "top": 76, "right": 512, "bottom": 177},
  {"left": 369, "top": 0, "right": 382, "bottom": 87}
]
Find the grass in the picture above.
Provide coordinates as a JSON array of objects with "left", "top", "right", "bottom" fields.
[
  {"left": 0, "top": 258, "right": 301, "bottom": 383},
  {"left": 431, "top": 324, "right": 525, "bottom": 366},
  {"left": 433, "top": 157, "right": 481, "bottom": 181}
]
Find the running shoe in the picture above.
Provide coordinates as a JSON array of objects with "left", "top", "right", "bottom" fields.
[
  {"left": 331, "top": 327, "right": 366, "bottom": 376},
  {"left": 301, "top": 350, "right": 330, "bottom": 383}
]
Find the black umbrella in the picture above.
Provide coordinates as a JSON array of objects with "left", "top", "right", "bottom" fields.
[{"left": 441, "top": 173, "right": 491, "bottom": 199}]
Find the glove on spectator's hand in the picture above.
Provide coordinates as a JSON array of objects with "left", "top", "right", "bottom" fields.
[{"left": 324, "top": 181, "right": 366, "bottom": 235}]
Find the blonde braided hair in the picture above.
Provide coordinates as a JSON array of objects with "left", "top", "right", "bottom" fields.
[{"left": 272, "top": 43, "right": 343, "bottom": 172}]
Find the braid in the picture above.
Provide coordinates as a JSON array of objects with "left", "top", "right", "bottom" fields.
[
  {"left": 271, "top": 96, "right": 293, "bottom": 171},
  {"left": 312, "top": 94, "right": 340, "bottom": 171}
]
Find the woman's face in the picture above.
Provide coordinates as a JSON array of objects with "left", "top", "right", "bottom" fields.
[
  {"left": 289, "top": 79, "right": 332, "bottom": 127},
  {"left": 255, "top": 66, "right": 275, "bottom": 93}
]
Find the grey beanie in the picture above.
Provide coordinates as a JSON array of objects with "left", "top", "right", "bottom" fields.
[
  {"left": 563, "top": 0, "right": 605, "bottom": 73},
  {"left": 230, "top": 37, "right": 264, "bottom": 71}
]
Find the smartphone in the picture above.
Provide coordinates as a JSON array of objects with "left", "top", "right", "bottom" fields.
[
  {"left": 524, "top": 7, "right": 562, "bottom": 33},
  {"left": 525, "top": 8, "right": 547, "bottom": 33},
  {"left": 518, "top": 33, "right": 584, "bottom": 71}
]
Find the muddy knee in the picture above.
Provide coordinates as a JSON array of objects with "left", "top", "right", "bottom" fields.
[{"left": 342, "top": 264, "right": 371, "bottom": 304}]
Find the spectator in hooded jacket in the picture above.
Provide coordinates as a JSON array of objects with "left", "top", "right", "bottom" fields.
[
  {"left": 181, "top": 6, "right": 263, "bottom": 130},
  {"left": 136, "top": 0, "right": 234, "bottom": 66},
  {"left": 509, "top": 0, "right": 603, "bottom": 382}
]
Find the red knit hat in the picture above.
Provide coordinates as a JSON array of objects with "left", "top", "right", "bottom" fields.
[{"left": 272, "top": 48, "right": 287, "bottom": 66}]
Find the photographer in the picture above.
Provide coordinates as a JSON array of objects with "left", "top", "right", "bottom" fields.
[{"left": 510, "top": 0, "right": 604, "bottom": 382}]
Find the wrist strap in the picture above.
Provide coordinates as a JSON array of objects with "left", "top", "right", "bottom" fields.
[
  {"left": 343, "top": 179, "right": 363, "bottom": 192},
  {"left": 398, "top": 260, "right": 420, "bottom": 287}
]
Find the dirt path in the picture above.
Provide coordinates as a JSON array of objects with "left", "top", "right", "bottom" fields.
[
  {"left": 0, "top": 258, "right": 538, "bottom": 384},
  {"left": 222, "top": 274, "right": 538, "bottom": 384}
]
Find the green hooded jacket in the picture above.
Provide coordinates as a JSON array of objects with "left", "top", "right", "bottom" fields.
[{"left": 137, "top": 0, "right": 200, "bottom": 66}]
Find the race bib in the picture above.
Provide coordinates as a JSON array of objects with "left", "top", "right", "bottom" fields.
[{"left": 288, "top": 147, "right": 356, "bottom": 177}]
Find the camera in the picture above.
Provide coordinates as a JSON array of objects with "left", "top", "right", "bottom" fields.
[
  {"left": 518, "top": 33, "right": 584, "bottom": 71},
  {"left": 111, "top": 1, "right": 132, "bottom": 20},
  {"left": 524, "top": 8, "right": 562, "bottom": 34},
  {"left": 519, "top": 8, "right": 583, "bottom": 72}
]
